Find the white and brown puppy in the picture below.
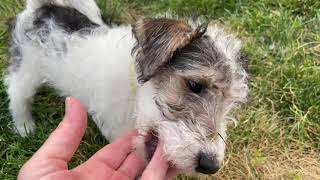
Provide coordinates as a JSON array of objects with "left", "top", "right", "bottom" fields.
[{"left": 5, "top": 0, "right": 249, "bottom": 175}]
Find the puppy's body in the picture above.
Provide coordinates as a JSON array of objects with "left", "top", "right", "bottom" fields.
[
  {"left": 7, "top": 5, "right": 137, "bottom": 140},
  {"left": 6, "top": 0, "right": 249, "bottom": 175}
]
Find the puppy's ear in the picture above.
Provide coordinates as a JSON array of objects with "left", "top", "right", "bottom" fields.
[{"left": 132, "top": 18, "right": 207, "bottom": 83}]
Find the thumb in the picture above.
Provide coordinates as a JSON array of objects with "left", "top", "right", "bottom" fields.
[{"left": 33, "top": 97, "right": 87, "bottom": 162}]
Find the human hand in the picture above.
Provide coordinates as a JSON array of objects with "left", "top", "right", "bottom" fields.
[{"left": 18, "top": 97, "right": 179, "bottom": 180}]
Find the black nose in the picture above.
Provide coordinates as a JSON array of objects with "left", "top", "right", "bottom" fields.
[{"left": 195, "top": 153, "right": 220, "bottom": 174}]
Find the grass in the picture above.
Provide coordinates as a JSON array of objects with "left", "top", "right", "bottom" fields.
[{"left": 0, "top": 0, "right": 319, "bottom": 179}]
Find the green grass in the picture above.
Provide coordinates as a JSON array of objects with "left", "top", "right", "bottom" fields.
[{"left": 0, "top": 0, "right": 319, "bottom": 179}]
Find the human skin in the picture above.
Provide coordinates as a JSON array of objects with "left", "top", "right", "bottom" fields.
[{"left": 18, "top": 97, "right": 179, "bottom": 180}]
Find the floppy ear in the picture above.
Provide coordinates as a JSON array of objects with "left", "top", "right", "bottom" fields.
[{"left": 132, "top": 18, "right": 207, "bottom": 83}]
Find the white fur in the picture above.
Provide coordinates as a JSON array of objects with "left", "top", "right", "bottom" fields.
[{"left": 7, "top": 0, "right": 136, "bottom": 139}]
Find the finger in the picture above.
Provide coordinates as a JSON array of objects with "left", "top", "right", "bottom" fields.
[
  {"left": 88, "top": 129, "right": 138, "bottom": 169},
  {"left": 34, "top": 97, "right": 87, "bottom": 162},
  {"left": 117, "top": 152, "right": 146, "bottom": 179},
  {"left": 141, "top": 143, "right": 169, "bottom": 180}
]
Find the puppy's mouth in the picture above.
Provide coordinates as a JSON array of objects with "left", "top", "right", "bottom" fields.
[{"left": 145, "top": 130, "right": 159, "bottom": 160}]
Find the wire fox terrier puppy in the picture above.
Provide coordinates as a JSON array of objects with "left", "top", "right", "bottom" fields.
[{"left": 5, "top": 0, "right": 249, "bottom": 175}]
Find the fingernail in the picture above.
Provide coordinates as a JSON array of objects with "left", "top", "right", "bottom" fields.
[{"left": 65, "top": 97, "right": 71, "bottom": 116}]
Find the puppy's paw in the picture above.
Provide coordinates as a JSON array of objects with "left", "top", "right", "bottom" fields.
[{"left": 14, "top": 120, "right": 35, "bottom": 137}]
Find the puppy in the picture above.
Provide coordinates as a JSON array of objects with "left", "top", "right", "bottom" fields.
[{"left": 5, "top": 0, "right": 249, "bottom": 175}]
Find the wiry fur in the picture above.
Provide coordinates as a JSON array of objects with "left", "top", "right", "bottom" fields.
[{"left": 5, "top": 0, "right": 249, "bottom": 175}]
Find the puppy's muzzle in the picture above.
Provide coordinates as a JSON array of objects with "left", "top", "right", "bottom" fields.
[{"left": 196, "top": 152, "right": 220, "bottom": 174}]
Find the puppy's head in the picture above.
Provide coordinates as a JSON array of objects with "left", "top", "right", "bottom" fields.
[{"left": 132, "top": 18, "right": 249, "bottom": 175}]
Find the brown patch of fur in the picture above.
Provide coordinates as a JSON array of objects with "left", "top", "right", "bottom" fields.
[{"left": 132, "top": 18, "right": 207, "bottom": 83}]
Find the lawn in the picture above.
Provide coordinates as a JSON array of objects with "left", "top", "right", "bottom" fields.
[{"left": 0, "top": 0, "right": 319, "bottom": 179}]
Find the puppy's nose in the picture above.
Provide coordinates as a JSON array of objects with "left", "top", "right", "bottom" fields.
[{"left": 195, "top": 153, "right": 220, "bottom": 174}]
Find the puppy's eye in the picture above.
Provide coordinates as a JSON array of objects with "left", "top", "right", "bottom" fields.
[{"left": 188, "top": 80, "right": 204, "bottom": 94}]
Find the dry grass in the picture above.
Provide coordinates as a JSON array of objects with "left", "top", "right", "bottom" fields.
[{"left": 217, "top": 142, "right": 320, "bottom": 180}]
